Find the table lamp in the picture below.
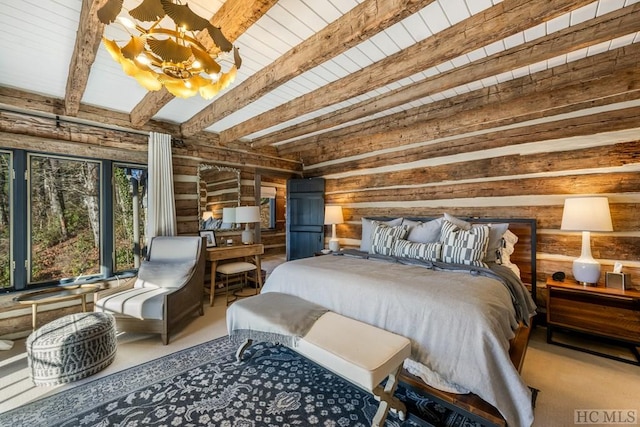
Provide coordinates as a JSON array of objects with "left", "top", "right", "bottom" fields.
[
  {"left": 324, "top": 205, "right": 344, "bottom": 252},
  {"left": 561, "top": 196, "right": 613, "bottom": 285},
  {"left": 236, "top": 206, "right": 261, "bottom": 244},
  {"left": 222, "top": 207, "right": 236, "bottom": 228}
]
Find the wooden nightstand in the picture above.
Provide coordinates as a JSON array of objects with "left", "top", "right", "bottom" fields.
[{"left": 546, "top": 276, "right": 640, "bottom": 365}]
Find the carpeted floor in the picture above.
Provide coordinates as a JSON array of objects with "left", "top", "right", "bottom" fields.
[{"left": 0, "top": 336, "right": 481, "bottom": 427}]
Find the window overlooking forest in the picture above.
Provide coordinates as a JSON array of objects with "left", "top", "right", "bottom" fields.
[
  {"left": 0, "top": 152, "right": 10, "bottom": 289},
  {"left": 113, "top": 165, "right": 147, "bottom": 272},
  {"left": 0, "top": 150, "right": 147, "bottom": 291},
  {"left": 29, "top": 155, "right": 101, "bottom": 283}
]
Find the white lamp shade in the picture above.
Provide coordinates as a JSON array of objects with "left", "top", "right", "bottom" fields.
[
  {"left": 561, "top": 197, "right": 613, "bottom": 231},
  {"left": 324, "top": 205, "right": 344, "bottom": 225},
  {"left": 236, "top": 206, "right": 261, "bottom": 223},
  {"left": 222, "top": 207, "right": 236, "bottom": 223},
  {"left": 202, "top": 211, "right": 214, "bottom": 221}
]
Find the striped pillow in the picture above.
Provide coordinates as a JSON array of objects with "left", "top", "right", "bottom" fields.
[
  {"left": 370, "top": 223, "right": 408, "bottom": 256},
  {"left": 391, "top": 239, "right": 442, "bottom": 262},
  {"left": 440, "top": 220, "right": 490, "bottom": 267}
]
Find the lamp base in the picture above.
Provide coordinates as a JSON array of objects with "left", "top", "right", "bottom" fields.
[
  {"left": 572, "top": 259, "right": 601, "bottom": 286},
  {"left": 242, "top": 225, "right": 254, "bottom": 245},
  {"left": 329, "top": 238, "right": 340, "bottom": 252}
]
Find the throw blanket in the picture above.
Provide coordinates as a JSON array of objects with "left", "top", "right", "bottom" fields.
[
  {"left": 262, "top": 254, "right": 536, "bottom": 427},
  {"left": 227, "top": 292, "right": 328, "bottom": 347}
]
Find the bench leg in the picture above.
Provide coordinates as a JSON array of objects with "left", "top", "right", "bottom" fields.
[
  {"left": 235, "top": 338, "right": 253, "bottom": 362},
  {"left": 371, "top": 364, "right": 406, "bottom": 426}
]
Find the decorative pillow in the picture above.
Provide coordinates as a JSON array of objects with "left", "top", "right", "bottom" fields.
[
  {"left": 500, "top": 229, "right": 521, "bottom": 277},
  {"left": 360, "top": 217, "right": 403, "bottom": 252},
  {"left": 440, "top": 220, "right": 490, "bottom": 267},
  {"left": 403, "top": 217, "right": 443, "bottom": 243},
  {"left": 392, "top": 239, "right": 442, "bottom": 262},
  {"left": 370, "top": 223, "right": 408, "bottom": 256},
  {"left": 442, "top": 213, "right": 508, "bottom": 263},
  {"left": 483, "top": 223, "right": 509, "bottom": 263}
]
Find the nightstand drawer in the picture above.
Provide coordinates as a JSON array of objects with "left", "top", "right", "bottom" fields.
[{"left": 548, "top": 287, "right": 640, "bottom": 343}]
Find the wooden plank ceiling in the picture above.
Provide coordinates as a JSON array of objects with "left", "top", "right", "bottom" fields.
[{"left": 0, "top": 0, "right": 638, "bottom": 164}]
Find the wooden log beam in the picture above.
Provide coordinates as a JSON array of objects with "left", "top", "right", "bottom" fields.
[
  {"left": 317, "top": 104, "right": 640, "bottom": 179},
  {"left": 217, "top": 0, "right": 594, "bottom": 144},
  {"left": 329, "top": 172, "right": 640, "bottom": 205},
  {"left": 180, "top": 0, "right": 438, "bottom": 138},
  {"left": 129, "top": 0, "right": 279, "bottom": 128},
  {"left": 290, "top": 43, "right": 640, "bottom": 170},
  {"left": 252, "top": 4, "right": 640, "bottom": 148},
  {"left": 324, "top": 141, "right": 640, "bottom": 193},
  {"left": 64, "top": 0, "right": 108, "bottom": 117}
]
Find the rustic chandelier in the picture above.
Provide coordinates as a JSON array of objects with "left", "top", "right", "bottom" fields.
[{"left": 97, "top": 0, "right": 242, "bottom": 99}]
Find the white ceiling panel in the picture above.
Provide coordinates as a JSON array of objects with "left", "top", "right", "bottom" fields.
[{"left": 0, "top": 0, "right": 634, "bottom": 150}]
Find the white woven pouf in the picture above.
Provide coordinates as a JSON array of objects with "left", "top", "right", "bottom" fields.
[{"left": 26, "top": 312, "right": 117, "bottom": 386}]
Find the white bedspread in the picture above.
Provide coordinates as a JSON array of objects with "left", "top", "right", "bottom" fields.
[{"left": 261, "top": 254, "right": 534, "bottom": 427}]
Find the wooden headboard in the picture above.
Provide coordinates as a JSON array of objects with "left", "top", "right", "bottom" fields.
[{"left": 368, "top": 217, "right": 538, "bottom": 303}]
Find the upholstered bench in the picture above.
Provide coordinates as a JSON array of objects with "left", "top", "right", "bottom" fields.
[
  {"left": 228, "top": 292, "right": 411, "bottom": 426},
  {"left": 216, "top": 261, "right": 257, "bottom": 306},
  {"left": 26, "top": 312, "right": 117, "bottom": 386}
]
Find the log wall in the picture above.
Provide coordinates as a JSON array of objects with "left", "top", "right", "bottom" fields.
[
  {"left": 289, "top": 43, "right": 640, "bottom": 295},
  {"left": 0, "top": 96, "right": 301, "bottom": 261}
]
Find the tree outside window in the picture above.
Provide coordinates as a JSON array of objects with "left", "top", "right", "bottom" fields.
[{"left": 28, "top": 155, "right": 101, "bottom": 283}]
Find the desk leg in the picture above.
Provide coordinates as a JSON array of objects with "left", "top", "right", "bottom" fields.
[
  {"left": 31, "top": 304, "right": 38, "bottom": 330},
  {"left": 210, "top": 260, "right": 218, "bottom": 307},
  {"left": 255, "top": 255, "right": 263, "bottom": 295}
]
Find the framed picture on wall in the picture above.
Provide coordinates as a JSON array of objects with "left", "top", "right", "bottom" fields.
[{"left": 199, "top": 230, "right": 216, "bottom": 248}]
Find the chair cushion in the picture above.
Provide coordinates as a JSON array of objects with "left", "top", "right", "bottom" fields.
[
  {"left": 135, "top": 260, "right": 195, "bottom": 289},
  {"left": 217, "top": 262, "right": 257, "bottom": 275},
  {"left": 95, "top": 287, "right": 171, "bottom": 320},
  {"left": 148, "top": 236, "right": 201, "bottom": 263}
]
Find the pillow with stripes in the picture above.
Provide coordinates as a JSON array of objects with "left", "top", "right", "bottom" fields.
[
  {"left": 440, "top": 220, "right": 490, "bottom": 267},
  {"left": 391, "top": 239, "right": 442, "bottom": 262},
  {"left": 370, "top": 222, "right": 408, "bottom": 256}
]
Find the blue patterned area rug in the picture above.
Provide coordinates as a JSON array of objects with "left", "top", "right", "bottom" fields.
[{"left": 0, "top": 337, "right": 484, "bottom": 426}]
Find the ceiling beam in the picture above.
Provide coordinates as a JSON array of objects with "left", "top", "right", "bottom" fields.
[
  {"left": 179, "top": 0, "right": 438, "bottom": 138},
  {"left": 253, "top": 4, "right": 640, "bottom": 148},
  {"left": 287, "top": 43, "right": 640, "bottom": 171},
  {"left": 217, "top": 0, "right": 595, "bottom": 144},
  {"left": 129, "top": 0, "right": 279, "bottom": 128},
  {"left": 63, "top": 0, "right": 108, "bottom": 117}
]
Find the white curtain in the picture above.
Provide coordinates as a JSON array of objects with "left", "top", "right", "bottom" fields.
[{"left": 147, "top": 132, "right": 177, "bottom": 239}]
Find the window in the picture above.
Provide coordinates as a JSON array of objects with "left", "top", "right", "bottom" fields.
[
  {"left": 28, "top": 155, "right": 102, "bottom": 283},
  {"left": 113, "top": 164, "right": 147, "bottom": 272},
  {"left": 260, "top": 186, "right": 277, "bottom": 230},
  {"left": 0, "top": 151, "right": 11, "bottom": 289},
  {"left": 1, "top": 149, "right": 147, "bottom": 291}
]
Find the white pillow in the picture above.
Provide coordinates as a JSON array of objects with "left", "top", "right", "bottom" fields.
[{"left": 360, "top": 217, "right": 403, "bottom": 252}]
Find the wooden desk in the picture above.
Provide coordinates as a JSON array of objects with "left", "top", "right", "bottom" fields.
[{"left": 206, "top": 244, "right": 264, "bottom": 306}]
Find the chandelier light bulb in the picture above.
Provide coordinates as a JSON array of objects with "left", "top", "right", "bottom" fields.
[
  {"left": 117, "top": 16, "right": 136, "bottom": 29},
  {"left": 97, "top": 0, "right": 242, "bottom": 99}
]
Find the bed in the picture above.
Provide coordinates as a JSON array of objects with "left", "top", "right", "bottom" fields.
[{"left": 261, "top": 215, "right": 538, "bottom": 427}]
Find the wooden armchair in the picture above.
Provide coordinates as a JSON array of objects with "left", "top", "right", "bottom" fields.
[{"left": 95, "top": 236, "right": 206, "bottom": 344}]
